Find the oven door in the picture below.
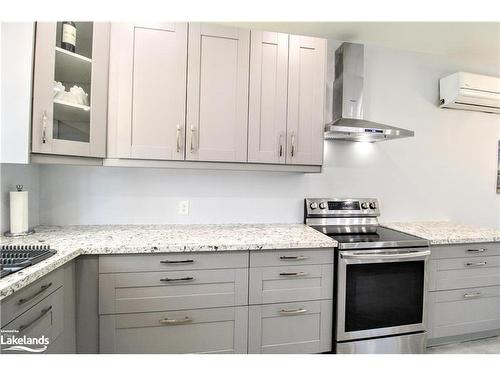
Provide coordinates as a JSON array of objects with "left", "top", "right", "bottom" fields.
[{"left": 337, "top": 248, "right": 430, "bottom": 342}]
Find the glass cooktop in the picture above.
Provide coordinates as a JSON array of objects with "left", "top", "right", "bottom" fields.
[{"left": 322, "top": 227, "right": 429, "bottom": 250}]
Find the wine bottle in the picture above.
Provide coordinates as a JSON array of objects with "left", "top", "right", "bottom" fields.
[{"left": 61, "top": 21, "right": 76, "bottom": 53}]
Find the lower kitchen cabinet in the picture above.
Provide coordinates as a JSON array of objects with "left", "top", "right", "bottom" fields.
[
  {"left": 427, "top": 243, "right": 500, "bottom": 346},
  {"left": 2, "top": 287, "right": 64, "bottom": 353},
  {"left": 0, "top": 262, "right": 76, "bottom": 354},
  {"left": 427, "top": 285, "right": 500, "bottom": 340},
  {"left": 100, "top": 306, "right": 248, "bottom": 354},
  {"left": 99, "top": 268, "right": 248, "bottom": 314},
  {"left": 249, "top": 263, "right": 333, "bottom": 305},
  {"left": 248, "top": 300, "right": 332, "bottom": 354}
]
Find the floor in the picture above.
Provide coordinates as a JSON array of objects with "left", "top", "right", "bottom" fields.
[{"left": 426, "top": 336, "right": 500, "bottom": 354}]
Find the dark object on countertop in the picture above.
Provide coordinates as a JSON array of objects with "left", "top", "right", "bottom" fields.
[{"left": 0, "top": 245, "right": 56, "bottom": 279}]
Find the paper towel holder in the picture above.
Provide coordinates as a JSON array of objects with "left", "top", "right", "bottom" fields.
[{"left": 4, "top": 184, "right": 35, "bottom": 237}]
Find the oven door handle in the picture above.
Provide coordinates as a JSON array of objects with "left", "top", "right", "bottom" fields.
[{"left": 340, "top": 249, "right": 430, "bottom": 260}]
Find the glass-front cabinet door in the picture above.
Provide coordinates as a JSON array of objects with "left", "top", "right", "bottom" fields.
[{"left": 32, "top": 22, "right": 110, "bottom": 158}]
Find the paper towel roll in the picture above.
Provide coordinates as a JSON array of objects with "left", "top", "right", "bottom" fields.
[{"left": 10, "top": 190, "right": 29, "bottom": 234}]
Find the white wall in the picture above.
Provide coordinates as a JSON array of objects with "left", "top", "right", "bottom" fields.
[
  {"left": 37, "top": 165, "right": 308, "bottom": 225},
  {"left": 1, "top": 164, "right": 40, "bottom": 233},
  {"left": 310, "top": 42, "right": 500, "bottom": 227},
  {"left": 1, "top": 42, "right": 499, "bottom": 229}
]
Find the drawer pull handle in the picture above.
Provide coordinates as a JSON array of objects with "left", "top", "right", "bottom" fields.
[
  {"left": 463, "top": 292, "right": 482, "bottom": 299},
  {"left": 18, "top": 283, "right": 52, "bottom": 305},
  {"left": 279, "top": 272, "right": 309, "bottom": 277},
  {"left": 160, "top": 259, "right": 194, "bottom": 264},
  {"left": 279, "top": 308, "right": 308, "bottom": 315},
  {"left": 467, "top": 248, "right": 487, "bottom": 253},
  {"left": 279, "top": 256, "right": 309, "bottom": 261},
  {"left": 159, "top": 316, "right": 193, "bottom": 325},
  {"left": 160, "top": 277, "right": 194, "bottom": 282},
  {"left": 466, "top": 261, "right": 487, "bottom": 267},
  {"left": 18, "top": 306, "right": 52, "bottom": 332}
]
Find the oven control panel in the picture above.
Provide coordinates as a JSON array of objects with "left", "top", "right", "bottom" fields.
[{"left": 305, "top": 198, "right": 380, "bottom": 217}]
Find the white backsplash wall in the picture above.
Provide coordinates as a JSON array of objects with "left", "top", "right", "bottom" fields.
[
  {"left": 1, "top": 164, "right": 40, "bottom": 233},
  {"left": 2, "top": 42, "right": 499, "bottom": 228},
  {"left": 38, "top": 166, "right": 309, "bottom": 225}
]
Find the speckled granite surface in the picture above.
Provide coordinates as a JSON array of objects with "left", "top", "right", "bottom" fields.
[
  {"left": 382, "top": 221, "right": 500, "bottom": 245},
  {"left": 0, "top": 224, "right": 337, "bottom": 300}
]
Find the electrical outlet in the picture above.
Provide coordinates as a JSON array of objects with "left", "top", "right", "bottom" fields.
[{"left": 179, "top": 200, "right": 189, "bottom": 215}]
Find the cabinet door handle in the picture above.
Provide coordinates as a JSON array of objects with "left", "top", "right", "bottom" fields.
[
  {"left": 176, "top": 124, "right": 182, "bottom": 153},
  {"left": 279, "top": 308, "right": 307, "bottom": 315},
  {"left": 466, "top": 261, "right": 487, "bottom": 267},
  {"left": 279, "top": 272, "right": 309, "bottom": 277},
  {"left": 159, "top": 316, "right": 193, "bottom": 325},
  {"left": 279, "top": 255, "right": 309, "bottom": 261},
  {"left": 290, "top": 133, "right": 296, "bottom": 157},
  {"left": 160, "top": 277, "right": 194, "bottom": 282},
  {"left": 278, "top": 133, "right": 284, "bottom": 157},
  {"left": 467, "top": 248, "right": 487, "bottom": 253},
  {"left": 42, "top": 111, "right": 48, "bottom": 144},
  {"left": 463, "top": 292, "right": 482, "bottom": 299},
  {"left": 18, "top": 283, "right": 52, "bottom": 305},
  {"left": 19, "top": 306, "right": 52, "bottom": 332},
  {"left": 160, "top": 259, "right": 194, "bottom": 264},
  {"left": 190, "top": 125, "right": 196, "bottom": 153}
]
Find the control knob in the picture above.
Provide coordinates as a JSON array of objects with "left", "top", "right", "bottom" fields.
[
  {"left": 369, "top": 202, "right": 377, "bottom": 209},
  {"left": 319, "top": 202, "right": 327, "bottom": 210},
  {"left": 309, "top": 202, "right": 318, "bottom": 210},
  {"left": 361, "top": 202, "right": 369, "bottom": 209}
]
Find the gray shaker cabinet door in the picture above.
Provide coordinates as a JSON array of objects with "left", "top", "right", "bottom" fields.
[
  {"left": 186, "top": 23, "right": 250, "bottom": 162},
  {"left": 286, "top": 35, "right": 326, "bottom": 166},
  {"left": 99, "top": 268, "right": 248, "bottom": 314},
  {"left": 2, "top": 287, "right": 64, "bottom": 354},
  {"left": 32, "top": 22, "right": 109, "bottom": 158},
  {"left": 248, "top": 31, "right": 288, "bottom": 164},
  {"left": 100, "top": 306, "right": 248, "bottom": 354},
  {"left": 427, "top": 285, "right": 500, "bottom": 339},
  {"left": 248, "top": 300, "right": 332, "bottom": 354},
  {"left": 249, "top": 264, "right": 333, "bottom": 304},
  {"left": 107, "top": 23, "right": 188, "bottom": 160}
]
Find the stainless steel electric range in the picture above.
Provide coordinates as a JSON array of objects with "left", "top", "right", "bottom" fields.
[{"left": 305, "top": 197, "right": 430, "bottom": 354}]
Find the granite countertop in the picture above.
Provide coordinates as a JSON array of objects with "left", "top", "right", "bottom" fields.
[
  {"left": 382, "top": 221, "right": 500, "bottom": 245},
  {"left": 0, "top": 224, "right": 337, "bottom": 300}
]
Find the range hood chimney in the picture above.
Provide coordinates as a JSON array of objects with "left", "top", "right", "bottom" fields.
[{"left": 324, "top": 42, "right": 415, "bottom": 142}]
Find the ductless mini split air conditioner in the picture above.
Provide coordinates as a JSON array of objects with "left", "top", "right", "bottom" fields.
[{"left": 439, "top": 72, "right": 500, "bottom": 114}]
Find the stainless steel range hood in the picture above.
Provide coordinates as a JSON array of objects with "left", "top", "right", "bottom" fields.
[{"left": 325, "top": 42, "right": 414, "bottom": 142}]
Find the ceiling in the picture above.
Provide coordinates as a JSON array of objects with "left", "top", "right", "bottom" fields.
[{"left": 225, "top": 22, "right": 500, "bottom": 68}]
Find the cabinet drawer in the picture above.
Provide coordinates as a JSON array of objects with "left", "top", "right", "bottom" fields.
[
  {"left": 249, "top": 264, "right": 333, "bottom": 304},
  {"left": 1, "top": 287, "right": 64, "bottom": 353},
  {"left": 429, "top": 256, "right": 500, "bottom": 291},
  {"left": 99, "top": 268, "right": 248, "bottom": 314},
  {"left": 431, "top": 243, "right": 500, "bottom": 259},
  {"left": 100, "top": 306, "right": 248, "bottom": 354},
  {"left": 250, "top": 249, "right": 334, "bottom": 268},
  {"left": 99, "top": 252, "right": 248, "bottom": 273},
  {"left": 248, "top": 300, "right": 332, "bottom": 353},
  {"left": 427, "top": 286, "right": 500, "bottom": 339},
  {"left": 1, "top": 267, "right": 64, "bottom": 326}
]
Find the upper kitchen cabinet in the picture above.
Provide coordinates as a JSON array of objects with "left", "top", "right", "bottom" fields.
[
  {"left": 248, "top": 31, "right": 289, "bottom": 164},
  {"left": 286, "top": 35, "right": 326, "bottom": 165},
  {"left": 248, "top": 32, "right": 326, "bottom": 166},
  {"left": 1, "top": 23, "right": 34, "bottom": 164},
  {"left": 107, "top": 23, "right": 188, "bottom": 160},
  {"left": 186, "top": 24, "right": 250, "bottom": 163},
  {"left": 32, "top": 22, "right": 110, "bottom": 158}
]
